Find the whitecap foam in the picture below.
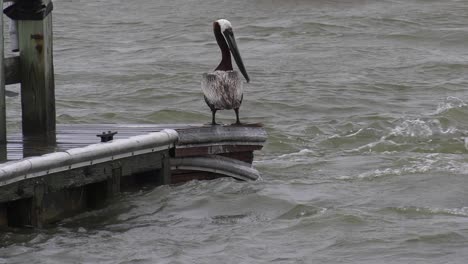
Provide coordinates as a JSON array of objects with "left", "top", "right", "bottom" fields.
[
  {"left": 254, "top": 149, "right": 317, "bottom": 165},
  {"left": 276, "top": 149, "right": 315, "bottom": 159},
  {"left": 347, "top": 136, "right": 399, "bottom": 153},
  {"left": 435, "top": 96, "right": 467, "bottom": 115},
  {"left": 390, "top": 119, "right": 433, "bottom": 137}
]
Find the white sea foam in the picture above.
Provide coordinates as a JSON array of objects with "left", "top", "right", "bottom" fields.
[
  {"left": 277, "top": 149, "right": 315, "bottom": 159},
  {"left": 343, "top": 128, "right": 363, "bottom": 138},
  {"left": 390, "top": 119, "right": 434, "bottom": 137},
  {"left": 349, "top": 137, "right": 398, "bottom": 153},
  {"left": 435, "top": 96, "right": 467, "bottom": 115},
  {"left": 254, "top": 149, "right": 316, "bottom": 165}
]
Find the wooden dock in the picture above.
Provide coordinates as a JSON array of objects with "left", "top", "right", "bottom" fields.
[
  {"left": 0, "top": 124, "right": 266, "bottom": 228},
  {"left": 0, "top": 124, "right": 266, "bottom": 226}
]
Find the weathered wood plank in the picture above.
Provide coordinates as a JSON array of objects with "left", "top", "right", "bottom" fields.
[
  {"left": 39, "top": 186, "right": 87, "bottom": 224},
  {"left": 4, "top": 56, "right": 20, "bottom": 85}
]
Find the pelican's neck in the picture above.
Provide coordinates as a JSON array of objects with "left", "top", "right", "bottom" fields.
[{"left": 214, "top": 22, "right": 232, "bottom": 71}]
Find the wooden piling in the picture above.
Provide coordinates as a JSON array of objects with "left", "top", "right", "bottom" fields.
[
  {"left": 18, "top": 1, "right": 56, "bottom": 137},
  {"left": 0, "top": 0, "right": 6, "bottom": 144}
]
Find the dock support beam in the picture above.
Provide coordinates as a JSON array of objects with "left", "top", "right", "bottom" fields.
[
  {"left": 0, "top": 203, "right": 7, "bottom": 228},
  {"left": 161, "top": 153, "right": 171, "bottom": 185},
  {"left": 108, "top": 165, "right": 122, "bottom": 198},
  {"left": 31, "top": 182, "right": 45, "bottom": 228},
  {"left": 17, "top": 0, "right": 56, "bottom": 137}
]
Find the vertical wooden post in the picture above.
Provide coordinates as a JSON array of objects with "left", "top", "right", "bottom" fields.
[
  {"left": 18, "top": 0, "right": 55, "bottom": 137},
  {"left": 0, "top": 203, "right": 7, "bottom": 228},
  {"left": 161, "top": 152, "right": 171, "bottom": 185},
  {"left": 108, "top": 166, "right": 122, "bottom": 198},
  {"left": 31, "top": 182, "right": 45, "bottom": 227},
  {"left": 0, "top": 0, "right": 6, "bottom": 144}
]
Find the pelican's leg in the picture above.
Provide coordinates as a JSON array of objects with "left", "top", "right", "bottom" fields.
[
  {"left": 234, "top": 108, "right": 241, "bottom": 125},
  {"left": 211, "top": 110, "right": 218, "bottom": 125}
]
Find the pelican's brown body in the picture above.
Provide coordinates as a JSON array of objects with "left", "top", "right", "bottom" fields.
[
  {"left": 201, "top": 19, "right": 250, "bottom": 125},
  {"left": 202, "top": 71, "right": 243, "bottom": 110}
]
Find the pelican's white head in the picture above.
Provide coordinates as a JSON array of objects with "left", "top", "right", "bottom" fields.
[{"left": 216, "top": 19, "right": 232, "bottom": 33}]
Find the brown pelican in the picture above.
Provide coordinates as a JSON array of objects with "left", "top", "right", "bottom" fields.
[{"left": 202, "top": 19, "right": 250, "bottom": 125}]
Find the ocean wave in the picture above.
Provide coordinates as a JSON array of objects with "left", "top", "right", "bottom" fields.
[
  {"left": 337, "top": 153, "right": 468, "bottom": 180},
  {"left": 322, "top": 96, "right": 468, "bottom": 155},
  {"left": 210, "top": 212, "right": 269, "bottom": 225},
  {"left": 277, "top": 204, "right": 327, "bottom": 220},
  {"left": 340, "top": 163, "right": 432, "bottom": 180},
  {"left": 406, "top": 232, "right": 467, "bottom": 244},
  {"left": 345, "top": 117, "right": 465, "bottom": 154}
]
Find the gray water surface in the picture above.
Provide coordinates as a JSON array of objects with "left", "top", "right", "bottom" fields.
[{"left": 1, "top": 0, "right": 468, "bottom": 263}]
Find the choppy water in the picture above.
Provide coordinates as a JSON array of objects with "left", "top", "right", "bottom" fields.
[{"left": 2, "top": 0, "right": 468, "bottom": 263}]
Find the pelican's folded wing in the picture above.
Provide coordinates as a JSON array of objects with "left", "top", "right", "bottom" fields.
[{"left": 201, "top": 72, "right": 222, "bottom": 105}]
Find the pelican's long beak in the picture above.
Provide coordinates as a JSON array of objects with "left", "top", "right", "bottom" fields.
[{"left": 223, "top": 29, "right": 250, "bottom": 83}]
